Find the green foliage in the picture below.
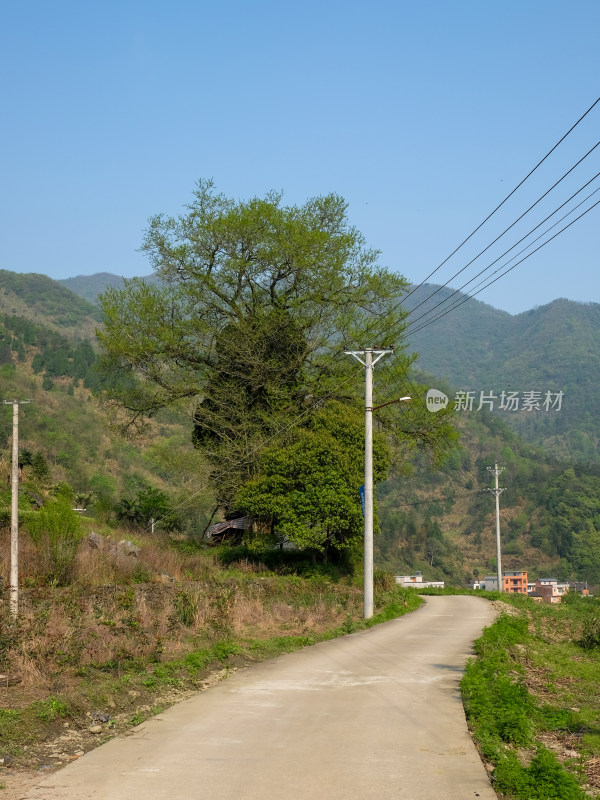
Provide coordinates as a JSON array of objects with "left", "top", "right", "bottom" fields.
[
  {"left": 0, "top": 708, "right": 21, "bottom": 745},
  {"left": 26, "top": 498, "right": 84, "bottom": 584},
  {"left": 373, "top": 569, "right": 396, "bottom": 593},
  {"left": 116, "top": 485, "right": 181, "bottom": 532},
  {"left": 34, "top": 697, "right": 71, "bottom": 722},
  {"left": 461, "top": 598, "right": 599, "bottom": 800},
  {"left": 98, "top": 180, "right": 417, "bottom": 508},
  {"left": 191, "top": 308, "right": 310, "bottom": 506},
  {"left": 237, "top": 401, "right": 390, "bottom": 557},
  {"left": 576, "top": 615, "right": 600, "bottom": 650},
  {"left": 31, "top": 451, "right": 51, "bottom": 483},
  {"left": 0, "top": 312, "right": 100, "bottom": 390},
  {"left": 375, "top": 394, "right": 600, "bottom": 584},
  {"left": 493, "top": 748, "right": 585, "bottom": 799},
  {"left": 173, "top": 589, "right": 197, "bottom": 627},
  {"left": 463, "top": 615, "right": 534, "bottom": 756}
]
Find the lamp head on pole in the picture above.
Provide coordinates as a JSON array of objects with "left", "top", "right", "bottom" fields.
[{"left": 372, "top": 396, "right": 412, "bottom": 412}]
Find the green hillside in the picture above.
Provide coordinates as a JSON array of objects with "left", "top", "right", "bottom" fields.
[
  {"left": 0, "top": 269, "right": 101, "bottom": 339},
  {"left": 1, "top": 269, "right": 599, "bottom": 589},
  {"left": 377, "top": 404, "right": 600, "bottom": 586},
  {"left": 0, "top": 305, "right": 214, "bottom": 538},
  {"left": 404, "top": 283, "right": 512, "bottom": 384},
  {"left": 60, "top": 272, "right": 600, "bottom": 463},
  {"left": 406, "top": 286, "right": 600, "bottom": 463}
]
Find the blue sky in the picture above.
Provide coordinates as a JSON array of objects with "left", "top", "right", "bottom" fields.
[{"left": 1, "top": 0, "right": 598, "bottom": 315}]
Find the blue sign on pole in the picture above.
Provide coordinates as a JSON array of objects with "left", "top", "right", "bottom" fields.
[{"left": 359, "top": 484, "right": 365, "bottom": 517}]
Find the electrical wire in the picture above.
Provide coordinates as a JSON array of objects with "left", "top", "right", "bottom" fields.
[
  {"left": 400, "top": 95, "right": 600, "bottom": 307},
  {"left": 133, "top": 99, "right": 600, "bottom": 530},
  {"left": 417, "top": 183, "right": 600, "bottom": 326},
  {"left": 345, "top": 98, "right": 600, "bottom": 373},
  {"left": 407, "top": 196, "right": 600, "bottom": 337},
  {"left": 403, "top": 175, "right": 600, "bottom": 333},
  {"left": 404, "top": 139, "right": 600, "bottom": 321}
]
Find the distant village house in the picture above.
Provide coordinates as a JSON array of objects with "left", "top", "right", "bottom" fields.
[
  {"left": 395, "top": 571, "right": 445, "bottom": 589},
  {"left": 471, "top": 570, "right": 590, "bottom": 603}
]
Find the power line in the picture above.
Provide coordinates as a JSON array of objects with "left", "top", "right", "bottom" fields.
[
  {"left": 401, "top": 95, "right": 600, "bottom": 307},
  {"left": 404, "top": 138, "right": 600, "bottom": 323},
  {"left": 407, "top": 195, "right": 600, "bottom": 337},
  {"left": 403, "top": 176, "right": 600, "bottom": 334},
  {"left": 127, "top": 100, "right": 600, "bottom": 531},
  {"left": 351, "top": 98, "right": 600, "bottom": 362}
]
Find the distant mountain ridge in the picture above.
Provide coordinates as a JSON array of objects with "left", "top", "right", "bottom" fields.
[
  {"left": 58, "top": 272, "right": 159, "bottom": 305},
  {"left": 1, "top": 268, "right": 599, "bottom": 583},
  {"left": 0, "top": 269, "right": 101, "bottom": 340},
  {"left": 7, "top": 269, "right": 600, "bottom": 464},
  {"left": 405, "top": 285, "right": 600, "bottom": 463},
  {"left": 58, "top": 272, "right": 129, "bottom": 304}
]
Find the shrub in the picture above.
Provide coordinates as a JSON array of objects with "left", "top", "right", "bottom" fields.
[
  {"left": 373, "top": 569, "right": 396, "bottom": 593},
  {"left": 26, "top": 498, "right": 84, "bottom": 585},
  {"left": 173, "top": 589, "right": 198, "bottom": 627},
  {"left": 577, "top": 615, "right": 600, "bottom": 650},
  {"left": 493, "top": 747, "right": 585, "bottom": 799}
]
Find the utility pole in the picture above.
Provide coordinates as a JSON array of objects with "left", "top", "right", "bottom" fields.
[
  {"left": 345, "top": 347, "right": 393, "bottom": 619},
  {"left": 486, "top": 463, "right": 505, "bottom": 593},
  {"left": 3, "top": 399, "right": 30, "bottom": 619}
]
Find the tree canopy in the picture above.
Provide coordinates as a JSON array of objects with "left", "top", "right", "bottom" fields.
[
  {"left": 236, "top": 402, "right": 390, "bottom": 559},
  {"left": 98, "top": 181, "right": 455, "bottom": 533}
]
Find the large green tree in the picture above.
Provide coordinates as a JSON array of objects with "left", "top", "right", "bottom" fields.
[
  {"left": 236, "top": 402, "right": 390, "bottom": 560},
  {"left": 98, "top": 181, "right": 422, "bottom": 507}
]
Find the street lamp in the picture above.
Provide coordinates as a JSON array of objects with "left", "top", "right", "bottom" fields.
[{"left": 345, "top": 347, "right": 411, "bottom": 618}]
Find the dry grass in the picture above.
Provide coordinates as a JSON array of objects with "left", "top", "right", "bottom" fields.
[
  {"left": 1, "top": 573, "right": 362, "bottom": 688},
  {"left": 73, "top": 546, "right": 140, "bottom": 585},
  {"left": 5, "top": 651, "right": 50, "bottom": 690},
  {"left": 0, "top": 533, "right": 43, "bottom": 586},
  {"left": 0, "top": 525, "right": 363, "bottom": 711},
  {"left": 0, "top": 525, "right": 221, "bottom": 589}
]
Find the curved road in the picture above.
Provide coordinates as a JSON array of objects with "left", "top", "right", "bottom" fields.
[{"left": 26, "top": 595, "right": 497, "bottom": 800}]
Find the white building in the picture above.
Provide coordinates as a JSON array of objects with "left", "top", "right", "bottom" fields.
[
  {"left": 395, "top": 571, "right": 445, "bottom": 589},
  {"left": 528, "top": 578, "right": 570, "bottom": 604}
]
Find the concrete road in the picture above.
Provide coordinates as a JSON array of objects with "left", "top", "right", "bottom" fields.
[{"left": 25, "top": 595, "right": 497, "bottom": 800}]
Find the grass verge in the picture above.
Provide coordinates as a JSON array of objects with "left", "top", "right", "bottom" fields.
[{"left": 461, "top": 592, "right": 600, "bottom": 799}]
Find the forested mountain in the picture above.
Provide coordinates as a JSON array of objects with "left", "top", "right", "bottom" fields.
[
  {"left": 0, "top": 313, "right": 100, "bottom": 391},
  {"left": 377, "top": 410, "right": 600, "bottom": 587},
  {"left": 59, "top": 274, "right": 600, "bottom": 467},
  {"left": 59, "top": 272, "right": 128, "bottom": 304},
  {"left": 58, "top": 272, "right": 159, "bottom": 305},
  {"left": 0, "top": 283, "right": 211, "bottom": 538},
  {"left": 0, "top": 269, "right": 101, "bottom": 338},
  {"left": 1, "top": 268, "right": 599, "bottom": 586},
  {"left": 58, "top": 269, "right": 600, "bottom": 466},
  {"left": 405, "top": 287, "right": 600, "bottom": 464}
]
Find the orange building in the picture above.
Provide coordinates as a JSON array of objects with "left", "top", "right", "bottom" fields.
[{"left": 502, "top": 570, "right": 528, "bottom": 594}]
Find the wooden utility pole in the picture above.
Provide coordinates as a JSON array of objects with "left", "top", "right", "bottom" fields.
[{"left": 3, "top": 399, "right": 30, "bottom": 619}]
